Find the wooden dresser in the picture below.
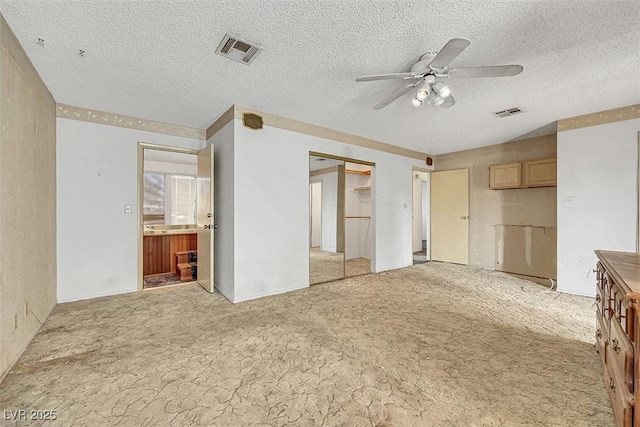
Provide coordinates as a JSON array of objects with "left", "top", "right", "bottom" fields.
[{"left": 595, "top": 250, "right": 640, "bottom": 426}]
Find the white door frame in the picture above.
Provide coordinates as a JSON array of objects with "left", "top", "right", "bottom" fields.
[{"left": 137, "top": 142, "right": 200, "bottom": 291}]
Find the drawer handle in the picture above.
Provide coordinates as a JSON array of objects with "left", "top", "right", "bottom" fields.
[
  {"left": 611, "top": 338, "right": 620, "bottom": 354},
  {"left": 595, "top": 295, "right": 601, "bottom": 303},
  {"left": 609, "top": 377, "right": 615, "bottom": 391}
]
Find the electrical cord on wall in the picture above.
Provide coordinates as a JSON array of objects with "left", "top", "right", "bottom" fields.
[
  {"left": 521, "top": 278, "right": 556, "bottom": 295},
  {"left": 27, "top": 308, "right": 46, "bottom": 331}
]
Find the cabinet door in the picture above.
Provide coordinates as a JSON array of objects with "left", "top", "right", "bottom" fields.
[
  {"left": 489, "top": 162, "right": 522, "bottom": 189},
  {"left": 523, "top": 158, "right": 556, "bottom": 187}
]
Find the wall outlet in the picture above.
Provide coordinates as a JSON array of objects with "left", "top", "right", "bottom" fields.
[
  {"left": 124, "top": 204, "right": 132, "bottom": 214},
  {"left": 13, "top": 313, "right": 18, "bottom": 330}
]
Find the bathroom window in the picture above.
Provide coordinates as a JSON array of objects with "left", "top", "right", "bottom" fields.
[
  {"left": 166, "top": 175, "right": 197, "bottom": 225},
  {"left": 143, "top": 173, "right": 165, "bottom": 224},
  {"left": 143, "top": 173, "right": 196, "bottom": 225}
]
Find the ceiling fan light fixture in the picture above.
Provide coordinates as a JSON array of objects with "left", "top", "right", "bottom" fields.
[
  {"left": 433, "top": 82, "right": 451, "bottom": 98},
  {"left": 411, "top": 97, "right": 423, "bottom": 107},
  {"left": 416, "top": 82, "right": 430, "bottom": 100},
  {"left": 429, "top": 92, "right": 445, "bottom": 107}
]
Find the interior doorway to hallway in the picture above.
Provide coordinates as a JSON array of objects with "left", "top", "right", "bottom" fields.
[{"left": 412, "top": 168, "right": 430, "bottom": 265}]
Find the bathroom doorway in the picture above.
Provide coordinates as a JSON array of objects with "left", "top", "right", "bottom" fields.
[{"left": 138, "top": 144, "right": 201, "bottom": 290}]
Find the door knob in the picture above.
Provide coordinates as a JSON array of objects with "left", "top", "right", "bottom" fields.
[
  {"left": 460, "top": 216, "right": 468, "bottom": 219},
  {"left": 204, "top": 224, "right": 210, "bottom": 230},
  {"left": 213, "top": 224, "right": 219, "bottom": 229}
]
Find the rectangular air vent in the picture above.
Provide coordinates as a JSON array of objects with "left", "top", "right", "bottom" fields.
[
  {"left": 492, "top": 107, "right": 523, "bottom": 118},
  {"left": 215, "top": 33, "right": 263, "bottom": 65}
]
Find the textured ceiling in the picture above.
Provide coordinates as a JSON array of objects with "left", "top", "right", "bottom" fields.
[{"left": 1, "top": 1, "right": 638, "bottom": 155}]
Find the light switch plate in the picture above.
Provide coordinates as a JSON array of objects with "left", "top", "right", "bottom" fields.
[{"left": 124, "top": 204, "right": 132, "bottom": 214}]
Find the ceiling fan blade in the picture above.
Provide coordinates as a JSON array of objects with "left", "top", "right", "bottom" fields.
[
  {"left": 356, "top": 73, "right": 420, "bottom": 82},
  {"left": 373, "top": 84, "right": 417, "bottom": 110},
  {"left": 448, "top": 65, "right": 524, "bottom": 79},
  {"left": 428, "top": 38, "right": 471, "bottom": 70},
  {"left": 440, "top": 94, "right": 455, "bottom": 109}
]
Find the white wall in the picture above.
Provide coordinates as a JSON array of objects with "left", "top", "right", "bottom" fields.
[
  {"left": 557, "top": 118, "right": 639, "bottom": 296},
  {"left": 232, "top": 119, "right": 431, "bottom": 302},
  {"left": 56, "top": 118, "right": 204, "bottom": 302},
  {"left": 310, "top": 171, "right": 338, "bottom": 252},
  {"left": 210, "top": 121, "right": 235, "bottom": 301}
]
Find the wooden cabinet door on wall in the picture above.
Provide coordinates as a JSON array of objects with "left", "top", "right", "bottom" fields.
[
  {"left": 489, "top": 163, "right": 522, "bottom": 189},
  {"left": 523, "top": 158, "right": 556, "bottom": 187}
]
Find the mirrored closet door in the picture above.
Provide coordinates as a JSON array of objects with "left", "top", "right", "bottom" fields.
[
  {"left": 309, "top": 155, "right": 345, "bottom": 284},
  {"left": 344, "top": 162, "right": 373, "bottom": 278}
]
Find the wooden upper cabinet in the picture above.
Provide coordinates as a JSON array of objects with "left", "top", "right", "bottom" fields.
[
  {"left": 523, "top": 158, "right": 556, "bottom": 187},
  {"left": 489, "top": 162, "right": 522, "bottom": 189}
]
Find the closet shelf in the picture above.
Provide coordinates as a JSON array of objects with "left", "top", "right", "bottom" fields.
[
  {"left": 353, "top": 186, "right": 371, "bottom": 192},
  {"left": 346, "top": 216, "right": 371, "bottom": 219},
  {"left": 346, "top": 169, "right": 371, "bottom": 176}
]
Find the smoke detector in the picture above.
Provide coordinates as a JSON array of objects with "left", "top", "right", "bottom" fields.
[
  {"left": 492, "top": 107, "right": 523, "bottom": 118},
  {"left": 216, "top": 33, "right": 263, "bottom": 65}
]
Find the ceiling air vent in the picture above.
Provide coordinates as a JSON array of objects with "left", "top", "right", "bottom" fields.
[
  {"left": 215, "top": 33, "right": 263, "bottom": 65},
  {"left": 492, "top": 107, "right": 523, "bottom": 118}
]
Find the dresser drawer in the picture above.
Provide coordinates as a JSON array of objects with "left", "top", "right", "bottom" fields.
[
  {"left": 609, "top": 315, "right": 635, "bottom": 396},
  {"left": 596, "top": 284, "right": 605, "bottom": 313},
  {"left": 606, "top": 346, "right": 634, "bottom": 427},
  {"left": 596, "top": 309, "right": 608, "bottom": 364},
  {"left": 613, "top": 290, "right": 635, "bottom": 340}
]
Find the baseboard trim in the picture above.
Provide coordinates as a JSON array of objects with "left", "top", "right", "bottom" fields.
[
  {"left": 374, "top": 263, "right": 412, "bottom": 274},
  {"left": 214, "top": 285, "right": 234, "bottom": 303},
  {"left": 0, "top": 303, "right": 56, "bottom": 384},
  {"left": 556, "top": 287, "right": 596, "bottom": 298},
  {"left": 233, "top": 284, "right": 309, "bottom": 304},
  {"left": 57, "top": 288, "right": 137, "bottom": 304}
]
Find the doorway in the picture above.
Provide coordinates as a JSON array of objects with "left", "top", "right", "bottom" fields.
[
  {"left": 430, "top": 168, "right": 469, "bottom": 265},
  {"left": 412, "top": 168, "right": 430, "bottom": 264},
  {"left": 137, "top": 143, "right": 215, "bottom": 292}
]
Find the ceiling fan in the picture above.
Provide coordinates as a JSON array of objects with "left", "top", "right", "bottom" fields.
[{"left": 355, "top": 38, "right": 523, "bottom": 110}]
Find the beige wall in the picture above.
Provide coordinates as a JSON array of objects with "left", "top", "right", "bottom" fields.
[
  {"left": 0, "top": 14, "right": 56, "bottom": 380},
  {"left": 434, "top": 134, "right": 557, "bottom": 273}
]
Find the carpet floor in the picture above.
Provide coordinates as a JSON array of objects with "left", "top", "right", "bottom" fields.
[
  {"left": 0, "top": 262, "right": 612, "bottom": 426},
  {"left": 309, "top": 251, "right": 371, "bottom": 284},
  {"left": 143, "top": 273, "right": 184, "bottom": 289}
]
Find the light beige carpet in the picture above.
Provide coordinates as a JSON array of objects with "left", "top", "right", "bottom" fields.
[
  {"left": 0, "top": 263, "right": 612, "bottom": 426},
  {"left": 310, "top": 251, "right": 371, "bottom": 284},
  {"left": 309, "top": 250, "right": 344, "bottom": 284}
]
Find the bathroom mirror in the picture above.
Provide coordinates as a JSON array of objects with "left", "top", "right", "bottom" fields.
[{"left": 309, "top": 155, "right": 345, "bottom": 284}]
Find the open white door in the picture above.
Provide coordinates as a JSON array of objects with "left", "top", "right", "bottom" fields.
[
  {"left": 431, "top": 169, "right": 469, "bottom": 265},
  {"left": 197, "top": 144, "right": 214, "bottom": 292}
]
